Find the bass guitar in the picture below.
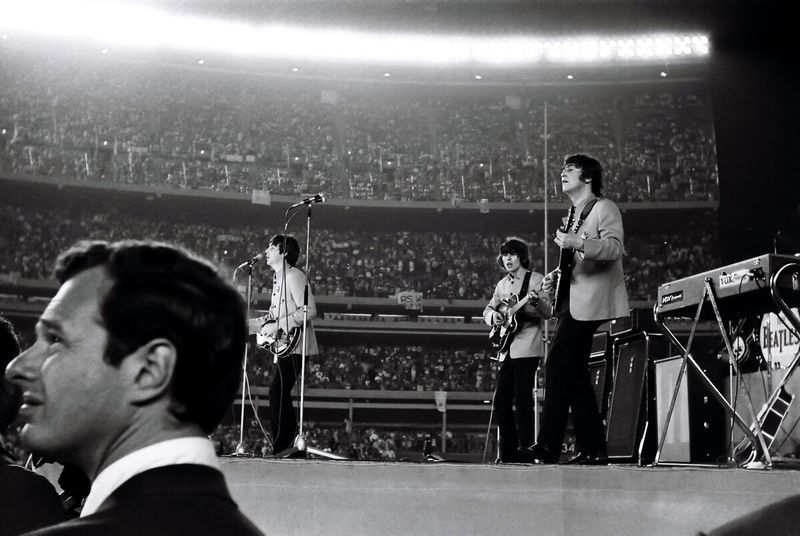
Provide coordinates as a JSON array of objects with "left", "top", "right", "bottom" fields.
[
  {"left": 551, "top": 205, "right": 577, "bottom": 317},
  {"left": 488, "top": 289, "right": 540, "bottom": 359},
  {"left": 256, "top": 320, "right": 302, "bottom": 358}
]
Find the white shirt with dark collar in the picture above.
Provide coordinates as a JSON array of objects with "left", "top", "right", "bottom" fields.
[{"left": 80, "top": 437, "right": 219, "bottom": 517}]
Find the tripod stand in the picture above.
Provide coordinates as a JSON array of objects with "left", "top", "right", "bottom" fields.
[{"left": 273, "top": 203, "right": 346, "bottom": 460}]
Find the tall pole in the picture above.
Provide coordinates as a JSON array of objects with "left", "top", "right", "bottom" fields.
[
  {"left": 543, "top": 102, "right": 549, "bottom": 273},
  {"left": 538, "top": 101, "right": 551, "bottom": 440}
]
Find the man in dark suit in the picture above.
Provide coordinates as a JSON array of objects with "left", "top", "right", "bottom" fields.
[
  {"left": 1, "top": 315, "right": 66, "bottom": 536},
  {"left": 519, "top": 154, "right": 630, "bottom": 465},
  {"left": 5, "top": 240, "right": 264, "bottom": 535}
]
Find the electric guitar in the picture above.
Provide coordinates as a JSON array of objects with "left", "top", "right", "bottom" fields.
[
  {"left": 551, "top": 205, "right": 577, "bottom": 317},
  {"left": 488, "top": 289, "right": 540, "bottom": 359},
  {"left": 256, "top": 320, "right": 302, "bottom": 358}
]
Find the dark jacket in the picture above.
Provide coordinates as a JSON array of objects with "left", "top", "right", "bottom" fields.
[
  {"left": 0, "top": 445, "right": 65, "bottom": 536},
  {"left": 22, "top": 464, "right": 264, "bottom": 536}
]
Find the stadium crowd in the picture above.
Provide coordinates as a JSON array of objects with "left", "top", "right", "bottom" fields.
[
  {"left": 0, "top": 204, "right": 720, "bottom": 303},
  {"left": 1, "top": 55, "right": 718, "bottom": 203},
  {"left": 247, "top": 343, "right": 495, "bottom": 392}
]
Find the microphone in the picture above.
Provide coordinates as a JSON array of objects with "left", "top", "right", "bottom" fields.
[
  {"left": 289, "top": 193, "right": 325, "bottom": 209},
  {"left": 237, "top": 252, "right": 264, "bottom": 270}
]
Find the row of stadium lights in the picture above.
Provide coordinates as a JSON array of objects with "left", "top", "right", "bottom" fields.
[
  {"left": 0, "top": 35, "right": 674, "bottom": 81},
  {"left": 5, "top": 29, "right": 707, "bottom": 67},
  {"left": 7, "top": 34, "right": 673, "bottom": 80}
]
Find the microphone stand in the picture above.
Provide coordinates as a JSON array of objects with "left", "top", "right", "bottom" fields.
[
  {"left": 232, "top": 261, "right": 256, "bottom": 456},
  {"left": 277, "top": 203, "right": 346, "bottom": 460}
]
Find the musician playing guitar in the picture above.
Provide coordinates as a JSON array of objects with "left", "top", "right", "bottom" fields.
[
  {"left": 483, "top": 237, "right": 552, "bottom": 463},
  {"left": 257, "top": 234, "right": 319, "bottom": 457},
  {"left": 518, "top": 154, "right": 629, "bottom": 465}
]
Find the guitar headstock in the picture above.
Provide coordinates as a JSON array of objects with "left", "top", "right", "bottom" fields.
[{"left": 560, "top": 205, "right": 577, "bottom": 233}]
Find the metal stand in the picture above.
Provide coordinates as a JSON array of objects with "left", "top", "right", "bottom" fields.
[
  {"left": 748, "top": 264, "right": 800, "bottom": 464},
  {"left": 276, "top": 204, "right": 346, "bottom": 461},
  {"left": 654, "top": 278, "right": 771, "bottom": 468},
  {"left": 232, "top": 263, "right": 256, "bottom": 456}
]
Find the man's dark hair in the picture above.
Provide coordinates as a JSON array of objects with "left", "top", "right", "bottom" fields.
[
  {"left": 0, "top": 315, "right": 22, "bottom": 433},
  {"left": 497, "top": 237, "right": 531, "bottom": 271},
  {"left": 54, "top": 240, "right": 247, "bottom": 434},
  {"left": 270, "top": 234, "right": 300, "bottom": 267},
  {"left": 564, "top": 153, "right": 603, "bottom": 196}
]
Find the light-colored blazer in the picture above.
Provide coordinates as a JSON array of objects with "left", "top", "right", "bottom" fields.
[
  {"left": 268, "top": 266, "right": 319, "bottom": 356},
  {"left": 568, "top": 197, "right": 630, "bottom": 322},
  {"left": 483, "top": 270, "right": 551, "bottom": 359}
]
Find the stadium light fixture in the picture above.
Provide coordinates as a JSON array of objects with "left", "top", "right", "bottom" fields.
[{"left": 0, "top": 0, "right": 710, "bottom": 66}]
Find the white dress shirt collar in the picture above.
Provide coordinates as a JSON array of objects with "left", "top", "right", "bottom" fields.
[{"left": 81, "top": 436, "right": 219, "bottom": 517}]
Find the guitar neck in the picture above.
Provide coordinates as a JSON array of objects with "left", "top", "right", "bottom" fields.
[
  {"left": 507, "top": 291, "right": 536, "bottom": 317},
  {"left": 556, "top": 206, "right": 577, "bottom": 269}
]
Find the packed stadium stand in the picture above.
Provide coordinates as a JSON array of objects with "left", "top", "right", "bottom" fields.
[{"left": 1, "top": 53, "right": 718, "bottom": 203}]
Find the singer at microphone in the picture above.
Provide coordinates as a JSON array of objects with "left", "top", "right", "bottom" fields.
[{"left": 289, "top": 193, "right": 325, "bottom": 209}]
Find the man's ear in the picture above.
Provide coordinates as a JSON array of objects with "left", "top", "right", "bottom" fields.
[{"left": 122, "top": 339, "right": 177, "bottom": 405}]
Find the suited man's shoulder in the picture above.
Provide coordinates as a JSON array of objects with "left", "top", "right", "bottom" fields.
[
  {"left": 22, "top": 495, "right": 265, "bottom": 536},
  {"left": 700, "top": 495, "right": 800, "bottom": 536}
]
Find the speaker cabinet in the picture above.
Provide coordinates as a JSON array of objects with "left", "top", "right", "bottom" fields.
[
  {"left": 590, "top": 331, "right": 610, "bottom": 361},
  {"left": 589, "top": 360, "right": 610, "bottom": 422},
  {"left": 654, "top": 354, "right": 726, "bottom": 463},
  {"left": 606, "top": 333, "right": 669, "bottom": 462}
]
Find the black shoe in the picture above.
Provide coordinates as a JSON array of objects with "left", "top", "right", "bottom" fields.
[
  {"left": 581, "top": 452, "right": 609, "bottom": 465},
  {"left": 562, "top": 450, "right": 609, "bottom": 466},
  {"left": 561, "top": 451, "right": 586, "bottom": 465},
  {"left": 517, "top": 443, "right": 558, "bottom": 464}
]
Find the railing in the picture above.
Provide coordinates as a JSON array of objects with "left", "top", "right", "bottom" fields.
[{"left": 235, "top": 388, "right": 498, "bottom": 455}]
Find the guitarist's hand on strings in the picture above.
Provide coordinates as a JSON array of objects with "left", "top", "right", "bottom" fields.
[
  {"left": 259, "top": 320, "right": 278, "bottom": 338},
  {"left": 491, "top": 310, "right": 505, "bottom": 326},
  {"left": 541, "top": 270, "right": 558, "bottom": 295},
  {"left": 554, "top": 230, "right": 585, "bottom": 251}
]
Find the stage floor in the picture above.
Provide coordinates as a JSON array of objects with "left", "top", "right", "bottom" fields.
[{"left": 221, "top": 457, "right": 800, "bottom": 536}]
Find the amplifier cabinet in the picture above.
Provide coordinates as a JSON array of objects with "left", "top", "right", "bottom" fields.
[
  {"left": 654, "top": 355, "right": 729, "bottom": 464},
  {"left": 589, "top": 359, "right": 610, "bottom": 423},
  {"left": 606, "top": 332, "right": 669, "bottom": 463}
]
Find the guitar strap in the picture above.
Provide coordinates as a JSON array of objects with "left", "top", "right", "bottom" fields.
[
  {"left": 520, "top": 270, "right": 532, "bottom": 298},
  {"left": 572, "top": 197, "right": 599, "bottom": 234}
]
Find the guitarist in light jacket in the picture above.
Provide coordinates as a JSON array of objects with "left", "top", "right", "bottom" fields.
[
  {"left": 520, "top": 154, "right": 629, "bottom": 465},
  {"left": 483, "top": 237, "right": 552, "bottom": 463},
  {"left": 260, "top": 234, "right": 319, "bottom": 456}
]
